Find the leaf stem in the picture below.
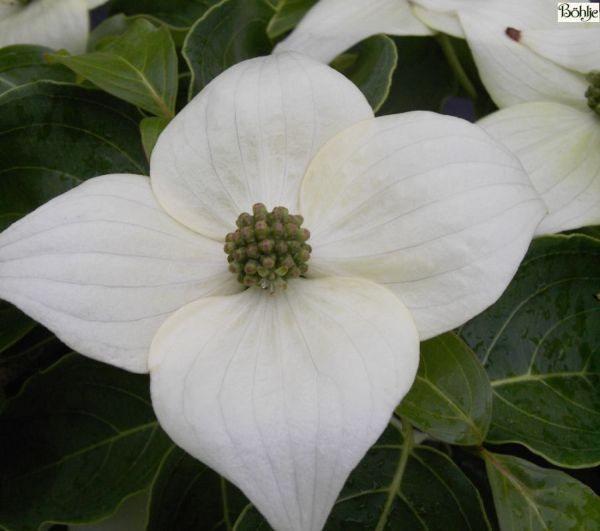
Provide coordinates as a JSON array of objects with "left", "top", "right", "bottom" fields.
[
  {"left": 436, "top": 34, "right": 477, "bottom": 100},
  {"left": 221, "top": 476, "right": 232, "bottom": 531},
  {"left": 374, "top": 419, "right": 414, "bottom": 531}
]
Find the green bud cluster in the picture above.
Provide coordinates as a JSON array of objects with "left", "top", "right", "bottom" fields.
[
  {"left": 586, "top": 71, "right": 600, "bottom": 116},
  {"left": 224, "top": 203, "right": 311, "bottom": 292}
]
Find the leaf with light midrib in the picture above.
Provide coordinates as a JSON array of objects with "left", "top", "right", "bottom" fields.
[
  {"left": 484, "top": 451, "right": 600, "bottom": 531},
  {"left": 148, "top": 424, "right": 491, "bottom": 530},
  {"left": 462, "top": 234, "right": 600, "bottom": 467},
  {"left": 0, "top": 354, "right": 171, "bottom": 530},
  {"left": 398, "top": 333, "right": 492, "bottom": 446},
  {"left": 0, "top": 81, "right": 147, "bottom": 231}
]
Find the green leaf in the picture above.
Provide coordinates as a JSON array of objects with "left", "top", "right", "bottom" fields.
[
  {"left": 267, "top": 0, "right": 317, "bottom": 39},
  {"left": 378, "top": 36, "right": 458, "bottom": 116},
  {"left": 462, "top": 235, "right": 600, "bottom": 467},
  {"left": 147, "top": 447, "right": 248, "bottom": 531},
  {"left": 0, "top": 326, "right": 65, "bottom": 398},
  {"left": 568, "top": 224, "right": 600, "bottom": 241},
  {"left": 140, "top": 116, "right": 170, "bottom": 160},
  {"left": 0, "top": 354, "right": 171, "bottom": 530},
  {"left": 335, "top": 35, "right": 398, "bottom": 113},
  {"left": 440, "top": 36, "right": 498, "bottom": 119},
  {"left": 87, "top": 14, "right": 137, "bottom": 51},
  {"left": 0, "top": 302, "right": 35, "bottom": 356},
  {"left": 183, "top": 0, "right": 275, "bottom": 98},
  {"left": 484, "top": 451, "right": 600, "bottom": 531},
  {"left": 398, "top": 333, "right": 492, "bottom": 446},
  {"left": 217, "top": 424, "right": 491, "bottom": 530},
  {"left": 0, "top": 45, "right": 74, "bottom": 96},
  {"left": 50, "top": 19, "right": 178, "bottom": 118},
  {"left": 109, "top": 0, "right": 221, "bottom": 29},
  {"left": 0, "top": 81, "right": 147, "bottom": 231}
]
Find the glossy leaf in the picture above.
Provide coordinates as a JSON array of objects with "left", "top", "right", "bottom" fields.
[
  {"left": 335, "top": 35, "right": 397, "bottom": 112},
  {"left": 0, "top": 354, "right": 171, "bottom": 530},
  {"left": 51, "top": 19, "right": 178, "bottom": 118},
  {"left": 0, "top": 302, "right": 35, "bottom": 356},
  {"left": 0, "top": 45, "right": 74, "bottom": 96},
  {"left": 140, "top": 116, "right": 169, "bottom": 159},
  {"left": 398, "top": 333, "right": 492, "bottom": 446},
  {"left": 87, "top": 14, "right": 136, "bottom": 51},
  {"left": 267, "top": 0, "right": 317, "bottom": 39},
  {"left": 0, "top": 326, "right": 64, "bottom": 397},
  {"left": 183, "top": 0, "right": 274, "bottom": 98},
  {"left": 484, "top": 451, "right": 600, "bottom": 531},
  {"left": 108, "top": 0, "right": 220, "bottom": 29},
  {"left": 462, "top": 235, "right": 600, "bottom": 467},
  {"left": 570, "top": 224, "right": 600, "bottom": 241},
  {"left": 0, "top": 81, "right": 147, "bottom": 231},
  {"left": 147, "top": 447, "right": 248, "bottom": 531},
  {"left": 170, "top": 425, "right": 491, "bottom": 530},
  {"left": 378, "top": 36, "right": 457, "bottom": 116}
]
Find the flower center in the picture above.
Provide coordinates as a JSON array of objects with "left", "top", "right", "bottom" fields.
[
  {"left": 224, "top": 203, "right": 311, "bottom": 292},
  {"left": 586, "top": 71, "right": 600, "bottom": 116}
]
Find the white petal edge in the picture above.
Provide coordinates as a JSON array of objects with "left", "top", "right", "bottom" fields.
[
  {"left": 151, "top": 53, "right": 373, "bottom": 240},
  {"left": 0, "top": 0, "right": 89, "bottom": 54},
  {"left": 273, "top": 0, "right": 432, "bottom": 64},
  {"left": 479, "top": 102, "right": 600, "bottom": 235},
  {"left": 300, "top": 112, "right": 547, "bottom": 340},
  {"left": 149, "top": 276, "right": 419, "bottom": 531},
  {"left": 520, "top": 26, "right": 600, "bottom": 74},
  {"left": 0, "top": 175, "right": 240, "bottom": 373},
  {"left": 411, "top": 5, "right": 465, "bottom": 38},
  {"left": 456, "top": 5, "right": 588, "bottom": 108}
]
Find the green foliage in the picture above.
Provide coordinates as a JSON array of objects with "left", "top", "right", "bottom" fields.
[
  {"left": 140, "top": 116, "right": 170, "bottom": 159},
  {"left": 232, "top": 424, "right": 491, "bottom": 530},
  {"left": 108, "top": 0, "right": 221, "bottom": 29},
  {"left": 0, "top": 82, "right": 147, "bottom": 231},
  {"left": 0, "top": 303, "right": 34, "bottom": 356},
  {"left": 147, "top": 447, "right": 248, "bottom": 530},
  {"left": 378, "top": 37, "right": 457, "bottom": 116},
  {"left": 398, "top": 333, "right": 492, "bottom": 446},
  {"left": 51, "top": 19, "right": 178, "bottom": 118},
  {"left": 0, "top": 2, "right": 598, "bottom": 529},
  {"left": 267, "top": 0, "right": 317, "bottom": 39},
  {"left": 0, "top": 326, "right": 64, "bottom": 403},
  {"left": 0, "top": 354, "right": 171, "bottom": 530},
  {"left": 183, "top": 0, "right": 274, "bottom": 98},
  {"left": 441, "top": 36, "right": 498, "bottom": 118},
  {"left": 87, "top": 14, "right": 136, "bottom": 51},
  {"left": 462, "top": 235, "right": 600, "bottom": 467},
  {"left": 333, "top": 35, "right": 398, "bottom": 112},
  {"left": 484, "top": 451, "right": 600, "bottom": 530},
  {"left": 0, "top": 45, "right": 74, "bottom": 95}
]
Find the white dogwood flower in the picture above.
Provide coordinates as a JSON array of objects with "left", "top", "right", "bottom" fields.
[
  {"left": 479, "top": 73, "right": 600, "bottom": 234},
  {"left": 0, "top": 53, "right": 545, "bottom": 530},
  {"left": 0, "top": 0, "right": 106, "bottom": 54},
  {"left": 275, "top": 0, "right": 599, "bottom": 109},
  {"left": 273, "top": 0, "right": 432, "bottom": 63},
  {"left": 276, "top": 0, "right": 600, "bottom": 234},
  {"left": 409, "top": 0, "right": 599, "bottom": 109}
]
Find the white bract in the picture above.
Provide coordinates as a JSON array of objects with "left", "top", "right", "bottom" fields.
[
  {"left": 275, "top": 0, "right": 600, "bottom": 234},
  {"left": 0, "top": 0, "right": 106, "bottom": 53},
  {"left": 479, "top": 87, "right": 600, "bottom": 235},
  {"left": 275, "top": 0, "right": 598, "bottom": 108},
  {"left": 0, "top": 53, "right": 545, "bottom": 530}
]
